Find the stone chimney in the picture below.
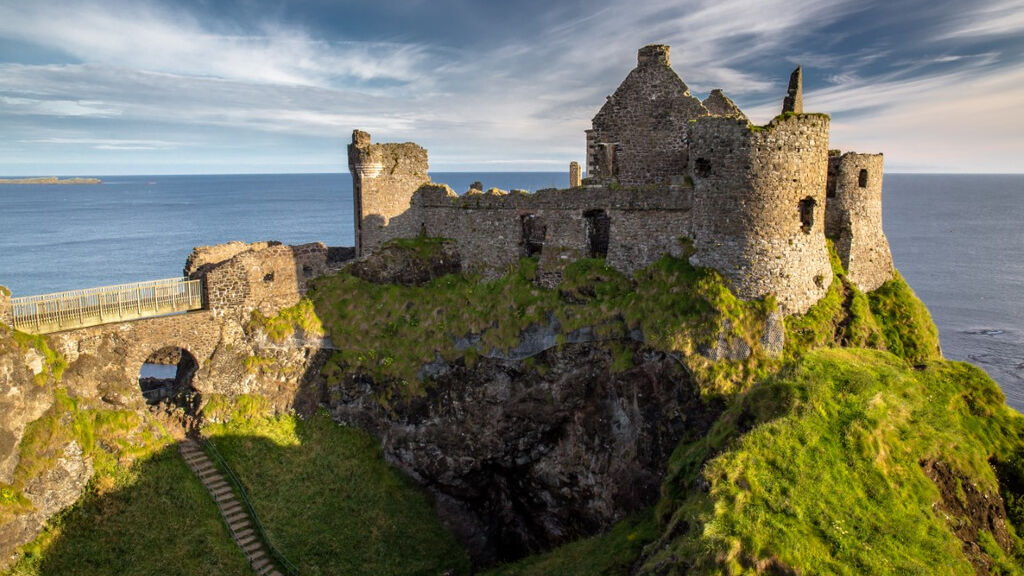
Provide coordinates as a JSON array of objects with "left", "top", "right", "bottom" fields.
[
  {"left": 782, "top": 66, "right": 803, "bottom": 114},
  {"left": 569, "top": 161, "right": 582, "bottom": 187},
  {"left": 638, "top": 45, "right": 670, "bottom": 67}
]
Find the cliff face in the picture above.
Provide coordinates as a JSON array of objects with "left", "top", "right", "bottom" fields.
[{"left": 324, "top": 339, "right": 720, "bottom": 563}]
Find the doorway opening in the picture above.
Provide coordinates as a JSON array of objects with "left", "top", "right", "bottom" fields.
[{"left": 139, "top": 347, "right": 201, "bottom": 417}]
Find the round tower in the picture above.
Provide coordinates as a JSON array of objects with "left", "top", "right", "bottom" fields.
[
  {"left": 688, "top": 114, "right": 833, "bottom": 315},
  {"left": 825, "top": 152, "right": 893, "bottom": 292}
]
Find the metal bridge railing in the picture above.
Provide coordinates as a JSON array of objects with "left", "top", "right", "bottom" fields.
[{"left": 9, "top": 277, "right": 203, "bottom": 334}]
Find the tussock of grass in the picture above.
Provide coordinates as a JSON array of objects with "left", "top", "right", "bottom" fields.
[
  {"left": 204, "top": 410, "right": 471, "bottom": 575},
  {"left": 645, "top": 350, "right": 1024, "bottom": 575},
  {"left": 246, "top": 298, "right": 323, "bottom": 343},
  {"left": 868, "top": 271, "right": 942, "bottom": 363}
]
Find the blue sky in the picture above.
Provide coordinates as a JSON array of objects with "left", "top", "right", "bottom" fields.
[{"left": 1, "top": 0, "right": 1021, "bottom": 175}]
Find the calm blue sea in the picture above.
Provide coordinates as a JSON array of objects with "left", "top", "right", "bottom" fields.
[{"left": 1, "top": 172, "right": 1021, "bottom": 409}]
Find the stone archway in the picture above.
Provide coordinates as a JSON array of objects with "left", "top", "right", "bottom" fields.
[{"left": 138, "top": 346, "right": 201, "bottom": 415}]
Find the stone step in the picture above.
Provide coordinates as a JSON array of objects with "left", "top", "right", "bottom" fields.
[
  {"left": 243, "top": 540, "right": 263, "bottom": 554},
  {"left": 226, "top": 511, "right": 248, "bottom": 524},
  {"left": 229, "top": 520, "right": 252, "bottom": 533},
  {"left": 234, "top": 528, "right": 256, "bottom": 541},
  {"left": 251, "top": 557, "right": 270, "bottom": 571},
  {"left": 221, "top": 502, "right": 243, "bottom": 515},
  {"left": 237, "top": 533, "right": 259, "bottom": 548}
]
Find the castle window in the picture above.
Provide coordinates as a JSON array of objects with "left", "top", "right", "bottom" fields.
[
  {"left": 263, "top": 272, "right": 275, "bottom": 283},
  {"left": 302, "top": 265, "right": 314, "bottom": 278},
  {"left": 694, "top": 158, "right": 712, "bottom": 178},
  {"left": 858, "top": 169, "right": 868, "bottom": 188},
  {"left": 584, "top": 209, "right": 610, "bottom": 258},
  {"left": 799, "top": 197, "right": 816, "bottom": 234},
  {"left": 520, "top": 214, "right": 546, "bottom": 258}
]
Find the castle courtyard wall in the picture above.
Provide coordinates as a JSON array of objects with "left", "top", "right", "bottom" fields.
[{"left": 413, "top": 185, "right": 693, "bottom": 280}]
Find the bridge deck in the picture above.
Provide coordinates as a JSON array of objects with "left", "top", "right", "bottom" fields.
[{"left": 9, "top": 277, "right": 203, "bottom": 334}]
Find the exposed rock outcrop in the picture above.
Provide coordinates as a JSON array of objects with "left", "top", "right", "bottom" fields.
[{"left": 323, "top": 339, "right": 721, "bottom": 565}]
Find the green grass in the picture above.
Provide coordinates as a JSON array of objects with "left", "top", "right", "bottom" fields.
[
  {"left": 204, "top": 409, "right": 471, "bottom": 576},
  {"left": 312, "top": 248, "right": 775, "bottom": 399},
  {"left": 482, "top": 511, "right": 659, "bottom": 576},
  {"left": 2, "top": 446, "right": 251, "bottom": 576},
  {"left": 644, "top": 349, "right": 1024, "bottom": 575}
]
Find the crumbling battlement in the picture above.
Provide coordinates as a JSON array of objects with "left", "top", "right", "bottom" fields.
[
  {"left": 349, "top": 130, "right": 429, "bottom": 257},
  {"left": 826, "top": 152, "right": 894, "bottom": 292},
  {"left": 348, "top": 45, "right": 894, "bottom": 315},
  {"left": 187, "top": 241, "right": 351, "bottom": 318},
  {"left": 407, "top": 182, "right": 693, "bottom": 280}
]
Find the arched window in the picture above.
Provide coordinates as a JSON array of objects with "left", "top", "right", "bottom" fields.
[
  {"left": 799, "top": 197, "right": 816, "bottom": 233},
  {"left": 858, "top": 169, "right": 868, "bottom": 188}
]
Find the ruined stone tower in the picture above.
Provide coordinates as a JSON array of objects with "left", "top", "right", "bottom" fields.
[
  {"left": 688, "top": 113, "right": 834, "bottom": 315},
  {"left": 586, "top": 45, "right": 708, "bottom": 186},
  {"left": 348, "top": 130, "right": 429, "bottom": 257},
  {"left": 825, "top": 152, "right": 894, "bottom": 292}
]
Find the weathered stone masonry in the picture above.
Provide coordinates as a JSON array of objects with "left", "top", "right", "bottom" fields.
[
  {"left": 826, "top": 152, "right": 894, "bottom": 292},
  {"left": 688, "top": 114, "right": 833, "bottom": 315},
  {"left": 349, "top": 44, "right": 894, "bottom": 315}
]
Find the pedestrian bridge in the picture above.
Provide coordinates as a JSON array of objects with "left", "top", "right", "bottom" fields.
[{"left": 8, "top": 277, "right": 204, "bottom": 334}]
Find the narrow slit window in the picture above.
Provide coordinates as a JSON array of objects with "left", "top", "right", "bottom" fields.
[
  {"left": 858, "top": 169, "right": 868, "bottom": 188},
  {"left": 799, "top": 197, "right": 816, "bottom": 234},
  {"left": 584, "top": 209, "right": 611, "bottom": 258}
]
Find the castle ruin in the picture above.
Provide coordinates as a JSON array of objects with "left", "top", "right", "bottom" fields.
[{"left": 349, "top": 45, "right": 894, "bottom": 315}]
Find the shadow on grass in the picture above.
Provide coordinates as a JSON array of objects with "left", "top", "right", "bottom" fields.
[
  {"left": 201, "top": 410, "right": 472, "bottom": 576},
  {"left": 5, "top": 443, "right": 251, "bottom": 576},
  {"left": 6, "top": 412, "right": 470, "bottom": 576}
]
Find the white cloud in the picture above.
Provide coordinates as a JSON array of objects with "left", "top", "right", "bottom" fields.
[
  {"left": 939, "top": 0, "right": 1024, "bottom": 39},
  {"left": 0, "top": 1, "right": 433, "bottom": 89}
]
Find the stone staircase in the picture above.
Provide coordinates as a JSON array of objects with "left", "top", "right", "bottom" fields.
[{"left": 178, "top": 438, "right": 286, "bottom": 576}]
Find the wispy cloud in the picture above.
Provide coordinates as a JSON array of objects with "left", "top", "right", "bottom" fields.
[
  {"left": 0, "top": 1, "right": 433, "bottom": 89},
  {"left": 939, "top": 0, "right": 1024, "bottom": 39}
]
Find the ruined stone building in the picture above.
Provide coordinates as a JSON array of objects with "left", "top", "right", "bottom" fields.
[{"left": 348, "top": 45, "right": 893, "bottom": 315}]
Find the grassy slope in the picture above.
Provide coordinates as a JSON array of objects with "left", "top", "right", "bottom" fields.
[
  {"left": 645, "top": 350, "right": 1024, "bottom": 575},
  {"left": 204, "top": 408, "right": 471, "bottom": 576}
]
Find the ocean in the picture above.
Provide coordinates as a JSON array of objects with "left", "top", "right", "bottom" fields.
[{"left": 1, "top": 172, "right": 1021, "bottom": 409}]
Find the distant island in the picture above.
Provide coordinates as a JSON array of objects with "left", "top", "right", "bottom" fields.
[{"left": 0, "top": 176, "right": 101, "bottom": 184}]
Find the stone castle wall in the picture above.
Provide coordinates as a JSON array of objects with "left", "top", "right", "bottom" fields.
[
  {"left": 826, "top": 152, "right": 894, "bottom": 292},
  {"left": 349, "top": 130, "right": 430, "bottom": 257},
  {"left": 586, "top": 45, "right": 708, "bottom": 186},
  {"left": 189, "top": 241, "right": 346, "bottom": 319},
  {"left": 412, "top": 184, "right": 693, "bottom": 281},
  {"left": 688, "top": 114, "right": 833, "bottom": 314}
]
